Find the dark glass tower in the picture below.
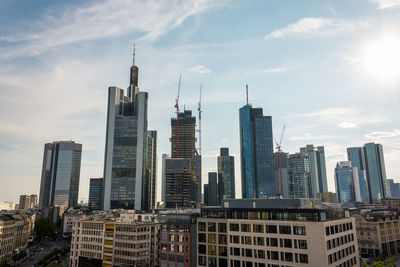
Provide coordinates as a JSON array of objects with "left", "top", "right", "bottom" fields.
[
  {"left": 364, "top": 143, "right": 388, "bottom": 203},
  {"left": 334, "top": 162, "right": 361, "bottom": 203},
  {"left": 240, "top": 104, "right": 274, "bottom": 198},
  {"left": 39, "top": 141, "right": 82, "bottom": 209},
  {"left": 287, "top": 153, "right": 312, "bottom": 198},
  {"left": 89, "top": 178, "right": 103, "bottom": 210},
  {"left": 217, "top": 148, "right": 235, "bottom": 200},
  {"left": 347, "top": 147, "right": 369, "bottom": 203}
]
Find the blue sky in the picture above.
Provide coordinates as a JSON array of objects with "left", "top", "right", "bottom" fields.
[{"left": 1, "top": 0, "right": 400, "bottom": 203}]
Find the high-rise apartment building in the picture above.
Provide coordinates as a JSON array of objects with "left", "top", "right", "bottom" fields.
[
  {"left": 19, "top": 195, "right": 30, "bottom": 210},
  {"left": 39, "top": 141, "right": 82, "bottom": 209},
  {"left": 334, "top": 161, "right": 361, "bottom": 203},
  {"left": 217, "top": 148, "right": 235, "bottom": 200},
  {"left": 239, "top": 103, "right": 274, "bottom": 198},
  {"left": 164, "top": 158, "right": 192, "bottom": 208},
  {"left": 88, "top": 178, "right": 103, "bottom": 210},
  {"left": 287, "top": 153, "right": 312, "bottom": 198},
  {"left": 347, "top": 147, "right": 369, "bottom": 203},
  {"left": 274, "top": 151, "right": 289, "bottom": 197},
  {"left": 299, "top": 145, "right": 328, "bottom": 198},
  {"left": 102, "top": 47, "right": 149, "bottom": 211},
  {"left": 170, "top": 110, "right": 199, "bottom": 206}
]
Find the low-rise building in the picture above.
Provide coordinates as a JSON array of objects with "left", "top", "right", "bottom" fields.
[
  {"left": 0, "top": 202, "right": 15, "bottom": 211},
  {"left": 63, "top": 211, "right": 84, "bottom": 238},
  {"left": 317, "top": 192, "right": 338, "bottom": 203},
  {"left": 70, "top": 211, "right": 160, "bottom": 267},
  {"left": 197, "top": 199, "right": 359, "bottom": 267},
  {"left": 354, "top": 210, "right": 400, "bottom": 258}
]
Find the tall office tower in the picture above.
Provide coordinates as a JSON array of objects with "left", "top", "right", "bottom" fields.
[
  {"left": 334, "top": 161, "right": 361, "bottom": 203},
  {"left": 161, "top": 154, "right": 168, "bottom": 204},
  {"left": 299, "top": 145, "right": 328, "bottom": 198},
  {"left": 239, "top": 103, "right": 274, "bottom": 198},
  {"left": 287, "top": 153, "right": 312, "bottom": 198},
  {"left": 29, "top": 194, "right": 38, "bottom": 208},
  {"left": 19, "top": 195, "right": 30, "bottom": 210},
  {"left": 144, "top": 130, "right": 157, "bottom": 210},
  {"left": 88, "top": 178, "right": 103, "bottom": 210},
  {"left": 387, "top": 179, "right": 400, "bottom": 198},
  {"left": 39, "top": 141, "right": 82, "bottom": 209},
  {"left": 205, "top": 172, "right": 218, "bottom": 206},
  {"left": 102, "top": 47, "right": 149, "bottom": 211},
  {"left": 347, "top": 147, "right": 369, "bottom": 203},
  {"left": 203, "top": 184, "right": 209, "bottom": 205},
  {"left": 274, "top": 151, "right": 289, "bottom": 197},
  {"left": 217, "top": 148, "right": 235, "bottom": 200},
  {"left": 386, "top": 179, "right": 394, "bottom": 198},
  {"left": 363, "top": 143, "right": 388, "bottom": 203},
  {"left": 170, "top": 110, "right": 199, "bottom": 205},
  {"left": 164, "top": 158, "right": 191, "bottom": 208}
]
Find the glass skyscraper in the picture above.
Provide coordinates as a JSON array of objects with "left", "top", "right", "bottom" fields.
[
  {"left": 89, "top": 178, "right": 103, "bottom": 210},
  {"left": 39, "top": 141, "right": 82, "bottom": 209},
  {"left": 217, "top": 147, "right": 235, "bottom": 200},
  {"left": 239, "top": 105, "right": 274, "bottom": 198},
  {"left": 287, "top": 153, "right": 312, "bottom": 198},
  {"left": 347, "top": 147, "right": 369, "bottom": 203},
  {"left": 334, "top": 161, "right": 361, "bottom": 203}
]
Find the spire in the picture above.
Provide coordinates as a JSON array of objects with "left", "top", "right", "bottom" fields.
[
  {"left": 133, "top": 43, "right": 136, "bottom": 66},
  {"left": 246, "top": 84, "right": 248, "bottom": 105}
]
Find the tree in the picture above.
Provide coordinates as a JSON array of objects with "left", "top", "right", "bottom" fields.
[
  {"left": 372, "top": 261, "right": 385, "bottom": 267},
  {"left": 362, "top": 261, "right": 369, "bottom": 267},
  {"left": 387, "top": 256, "right": 397, "bottom": 267},
  {"left": 34, "top": 217, "right": 55, "bottom": 241}
]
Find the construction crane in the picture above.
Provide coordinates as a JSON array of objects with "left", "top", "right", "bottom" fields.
[
  {"left": 174, "top": 74, "right": 181, "bottom": 157},
  {"left": 275, "top": 125, "right": 286, "bottom": 197}
]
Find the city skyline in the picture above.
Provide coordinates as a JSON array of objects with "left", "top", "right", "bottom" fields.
[{"left": 1, "top": 0, "right": 400, "bottom": 203}]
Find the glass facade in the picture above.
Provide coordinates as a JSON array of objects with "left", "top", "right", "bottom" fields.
[
  {"left": 347, "top": 147, "right": 369, "bottom": 203},
  {"left": 364, "top": 143, "right": 387, "bottom": 203},
  {"left": 335, "top": 164, "right": 357, "bottom": 203},
  {"left": 239, "top": 105, "right": 275, "bottom": 198},
  {"left": 89, "top": 178, "right": 103, "bottom": 210},
  {"left": 217, "top": 148, "right": 235, "bottom": 200},
  {"left": 287, "top": 154, "right": 312, "bottom": 198}
]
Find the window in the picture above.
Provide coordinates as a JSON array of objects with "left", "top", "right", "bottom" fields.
[
  {"left": 199, "top": 222, "right": 206, "bottom": 231},
  {"left": 218, "top": 234, "right": 227, "bottom": 244},
  {"left": 233, "top": 247, "right": 240, "bottom": 256},
  {"left": 283, "top": 239, "right": 292, "bottom": 248},
  {"left": 219, "top": 259, "right": 227, "bottom": 266},
  {"left": 326, "top": 226, "right": 330, "bottom": 236},
  {"left": 208, "top": 257, "right": 216, "bottom": 267},
  {"left": 298, "top": 240, "right": 307, "bottom": 249},
  {"left": 293, "top": 226, "right": 306, "bottom": 235},
  {"left": 244, "top": 236, "right": 252, "bottom": 245},
  {"left": 199, "top": 244, "right": 206, "bottom": 254},
  {"left": 230, "top": 223, "right": 239, "bottom": 231},
  {"left": 245, "top": 249, "right": 252, "bottom": 257},
  {"left": 232, "top": 235, "right": 239, "bottom": 244},
  {"left": 270, "top": 238, "right": 278, "bottom": 247},
  {"left": 208, "top": 222, "right": 216, "bottom": 232},
  {"left": 299, "top": 254, "right": 309, "bottom": 263},
  {"left": 257, "top": 250, "right": 265, "bottom": 259},
  {"left": 208, "top": 245, "right": 217, "bottom": 255},
  {"left": 256, "top": 236, "right": 264, "bottom": 246},
  {"left": 198, "top": 233, "right": 206, "bottom": 243},
  {"left": 218, "top": 223, "right": 227, "bottom": 233},
  {"left": 208, "top": 234, "right": 216, "bottom": 244},
  {"left": 266, "top": 225, "right": 277, "bottom": 234},
  {"left": 241, "top": 224, "right": 251, "bottom": 232},
  {"left": 219, "top": 246, "right": 227, "bottom": 256},
  {"left": 279, "top": 225, "right": 291, "bottom": 235},
  {"left": 284, "top": 252, "right": 293, "bottom": 262},
  {"left": 271, "top": 251, "right": 279, "bottom": 260},
  {"left": 253, "top": 224, "right": 264, "bottom": 233}
]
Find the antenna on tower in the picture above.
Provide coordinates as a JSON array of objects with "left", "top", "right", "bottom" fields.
[
  {"left": 246, "top": 84, "right": 249, "bottom": 105},
  {"left": 133, "top": 43, "right": 136, "bottom": 66}
]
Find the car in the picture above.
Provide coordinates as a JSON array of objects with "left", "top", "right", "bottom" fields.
[{"left": 39, "top": 248, "right": 44, "bottom": 251}]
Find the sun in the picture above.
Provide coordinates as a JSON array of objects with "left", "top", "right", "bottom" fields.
[{"left": 363, "top": 35, "right": 400, "bottom": 80}]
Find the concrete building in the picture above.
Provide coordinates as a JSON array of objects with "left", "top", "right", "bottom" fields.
[
  {"left": 30, "top": 194, "right": 38, "bottom": 208},
  {"left": 317, "top": 192, "right": 338, "bottom": 203},
  {"left": 197, "top": 199, "right": 359, "bottom": 267},
  {"left": 217, "top": 148, "right": 235, "bottom": 200},
  {"left": 274, "top": 151, "right": 289, "bottom": 198},
  {"left": 240, "top": 101, "right": 275, "bottom": 198},
  {"left": 300, "top": 145, "right": 328, "bottom": 198},
  {"left": 287, "top": 153, "right": 312, "bottom": 198},
  {"left": 102, "top": 47, "right": 149, "bottom": 211},
  {"left": 354, "top": 210, "right": 400, "bottom": 258},
  {"left": 0, "top": 202, "right": 15, "bottom": 211},
  {"left": 334, "top": 161, "right": 361, "bottom": 203},
  {"left": 158, "top": 211, "right": 198, "bottom": 267},
  {"left": 18, "top": 195, "right": 30, "bottom": 210},
  {"left": 69, "top": 211, "right": 159, "bottom": 267},
  {"left": 62, "top": 211, "right": 83, "bottom": 238},
  {"left": 204, "top": 173, "right": 218, "bottom": 206},
  {"left": 164, "top": 158, "right": 192, "bottom": 208},
  {"left": 38, "top": 141, "right": 82, "bottom": 209},
  {"left": 89, "top": 178, "right": 103, "bottom": 210}
]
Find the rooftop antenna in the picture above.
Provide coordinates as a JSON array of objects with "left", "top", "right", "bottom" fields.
[
  {"left": 133, "top": 43, "right": 136, "bottom": 66},
  {"left": 246, "top": 84, "right": 249, "bottom": 105}
]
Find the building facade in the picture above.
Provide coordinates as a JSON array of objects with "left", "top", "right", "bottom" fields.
[
  {"left": 19, "top": 195, "right": 30, "bottom": 210},
  {"left": 205, "top": 173, "right": 218, "bottom": 206},
  {"left": 102, "top": 48, "right": 149, "bottom": 211},
  {"left": 274, "top": 152, "right": 289, "bottom": 198},
  {"left": 197, "top": 199, "right": 359, "bottom": 267},
  {"left": 217, "top": 148, "right": 235, "bottom": 201},
  {"left": 387, "top": 179, "right": 400, "bottom": 198},
  {"left": 164, "top": 158, "right": 192, "bottom": 208},
  {"left": 334, "top": 161, "right": 361, "bottom": 203},
  {"left": 147, "top": 130, "right": 158, "bottom": 210},
  {"left": 287, "top": 153, "right": 312, "bottom": 198},
  {"left": 299, "top": 145, "right": 328, "bottom": 198},
  {"left": 239, "top": 104, "right": 274, "bottom": 198},
  {"left": 347, "top": 147, "right": 369, "bottom": 203},
  {"left": 39, "top": 141, "right": 82, "bottom": 209},
  {"left": 0, "top": 214, "right": 32, "bottom": 259},
  {"left": 89, "top": 178, "right": 103, "bottom": 210}
]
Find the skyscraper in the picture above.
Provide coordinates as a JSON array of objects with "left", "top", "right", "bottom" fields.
[
  {"left": 102, "top": 47, "right": 149, "bottom": 211},
  {"left": 170, "top": 110, "right": 199, "bottom": 205},
  {"left": 39, "top": 141, "right": 82, "bottom": 209},
  {"left": 364, "top": 142, "right": 388, "bottom": 202},
  {"left": 30, "top": 194, "right": 38, "bottom": 208},
  {"left": 19, "top": 195, "right": 30, "bottom": 210},
  {"left": 164, "top": 158, "right": 191, "bottom": 208},
  {"left": 299, "top": 145, "right": 328, "bottom": 198},
  {"left": 387, "top": 179, "right": 400, "bottom": 198},
  {"left": 274, "top": 151, "right": 289, "bottom": 197},
  {"left": 146, "top": 130, "right": 157, "bottom": 210},
  {"left": 334, "top": 161, "right": 361, "bottom": 203},
  {"left": 205, "top": 172, "right": 218, "bottom": 206},
  {"left": 217, "top": 148, "right": 235, "bottom": 200},
  {"left": 287, "top": 153, "right": 312, "bottom": 198},
  {"left": 89, "top": 178, "right": 103, "bottom": 210},
  {"left": 239, "top": 100, "right": 274, "bottom": 198},
  {"left": 347, "top": 147, "right": 369, "bottom": 203}
]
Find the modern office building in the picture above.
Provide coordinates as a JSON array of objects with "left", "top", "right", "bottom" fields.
[
  {"left": 197, "top": 199, "right": 359, "bottom": 267},
  {"left": 164, "top": 158, "right": 192, "bottom": 208},
  {"left": 102, "top": 47, "right": 149, "bottom": 211},
  {"left": 299, "top": 145, "right": 328, "bottom": 198},
  {"left": 88, "top": 178, "right": 103, "bottom": 210},
  {"left": 204, "top": 172, "right": 218, "bottom": 206},
  {"left": 171, "top": 110, "right": 199, "bottom": 206},
  {"left": 69, "top": 211, "right": 159, "bottom": 267},
  {"left": 217, "top": 148, "right": 235, "bottom": 200},
  {"left": 38, "top": 141, "right": 82, "bottom": 209},
  {"left": 274, "top": 151, "right": 289, "bottom": 197},
  {"left": 334, "top": 161, "right": 361, "bottom": 203},
  {"left": 161, "top": 154, "right": 168, "bottom": 204},
  {"left": 347, "top": 147, "right": 369, "bottom": 203},
  {"left": 29, "top": 194, "right": 38, "bottom": 208},
  {"left": 317, "top": 192, "right": 338, "bottom": 203},
  {"left": 239, "top": 102, "right": 274, "bottom": 198},
  {"left": 287, "top": 153, "right": 312, "bottom": 198},
  {"left": 147, "top": 130, "right": 158, "bottom": 210},
  {"left": 19, "top": 195, "right": 30, "bottom": 210},
  {"left": 387, "top": 179, "right": 400, "bottom": 198}
]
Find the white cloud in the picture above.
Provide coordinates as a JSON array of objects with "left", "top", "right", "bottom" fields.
[
  {"left": 264, "top": 17, "right": 369, "bottom": 40},
  {"left": 187, "top": 65, "right": 212, "bottom": 74},
  {"left": 338, "top": 121, "right": 358, "bottom": 128},
  {"left": 371, "top": 0, "right": 400, "bottom": 9},
  {"left": 364, "top": 129, "right": 400, "bottom": 139},
  {"left": 0, "top": 0, "right": 226, "bottom": 59},
  {"left": 288, "top": 133, "right": 342, "bottom": 141}
]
